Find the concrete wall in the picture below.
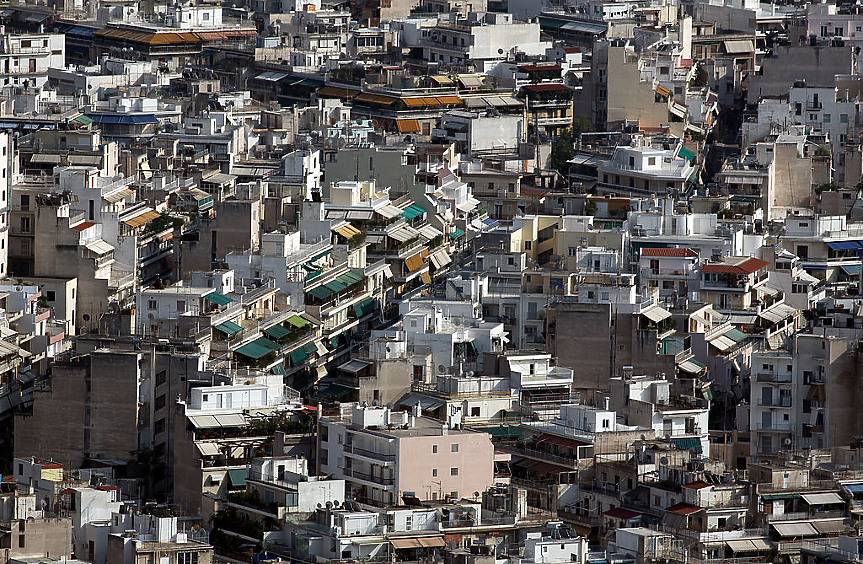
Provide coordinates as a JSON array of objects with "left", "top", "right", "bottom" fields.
[
  {"left": 605, "top": 46, "right": 669, "bottom": 131},
  {"left": 396, "top": 431, "right": 494, "bottom": 502}
]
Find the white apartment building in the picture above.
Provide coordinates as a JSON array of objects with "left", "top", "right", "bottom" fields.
[
  {"left": 749, "top": 351, "right": 795, "bottom": 460},
  {"left": 0, "top": 33, "right": 65, "bottom": 91}
]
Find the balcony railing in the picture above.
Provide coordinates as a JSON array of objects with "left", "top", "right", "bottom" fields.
[
  {"left": 343, "top": 444, "right": 397, "bottom": 462},
  {"left": 341, "top": 467, "right": 395, "bottom": 486}
]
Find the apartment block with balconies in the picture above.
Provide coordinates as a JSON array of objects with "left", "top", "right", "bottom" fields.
[
  {"left": 318, "top": 403, "right": 495, "bottom": 506},
  {"left": 750, "top": 351, "right": 796, "bottom": 460}
]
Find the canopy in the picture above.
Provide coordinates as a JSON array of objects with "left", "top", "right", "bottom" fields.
[
  {"left": 204, "top": 292, "right": 233, "bottom": 306},
  {"left": 227, "top": 468, "right": 247, "bottom": 487},
  {"left": 263, "top": 324, "right": 290, "bottom": 340},
  {"left": 640, "top": 304, "right": 672, "bottom": 323},
  {"left": 450, "top": 228, "right": 465, "bottom": 239},
  {"left": 287, "top": 315, "right": 310, "bottom": 328},
  {"left": 826, "top": 241, "right": 861, "bottom": 251},
  {"left": 841, "top": 264, "right": 862, "bottom": 276},
  {"left": 801, "top": 492, "right": 843, "bottom": 505},
  {"left": 401, "top": 205, "right": 426, "bottom": 219},
  {"left": 771, "top": 522, "right": 819, "bottom": 537},
  {"left": 334, "top": 223, "right": 362, "bottom": 239},
  {"left": 214, "top": 320, "right": 243, "bottom": 335},
  {"left": 235, "top": 340, "right": 275, "bottom": 360}
]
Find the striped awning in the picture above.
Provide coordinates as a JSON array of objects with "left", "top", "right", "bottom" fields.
[{"left": 334, "top": 223, "right": 362, "bottom": 239}]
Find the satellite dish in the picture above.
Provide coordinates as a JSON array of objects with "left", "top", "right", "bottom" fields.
[
  {"left": 498, "top": 48, "right": 504, "bottom": 54},
  {"left": 660, "top": 457, "right": 669, "bottom": 466},
  {"left": 640, "top": 434, "right": 646, "bottom": 440},
  {"left": 474, "top": 491, "right": 480, "bottom": 498},
  {"left": 438, "top": 364, "right": 446, "bottom": 374},
  {"left": 784, "top": 438, "right": 792, "bottom": 446}
]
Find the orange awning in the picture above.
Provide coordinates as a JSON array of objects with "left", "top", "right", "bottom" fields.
[
  {"left": 436, "top": 95, "right": 462, "bottom": 105},
  {"left": 405, "top": 253, "right": 425, "bottom": 272},
  {"left": 397, "top": 119, "right": 421, "bottom": 133},
  {"left": 402, "top": 97, "right": 425, "bottom": 107}
]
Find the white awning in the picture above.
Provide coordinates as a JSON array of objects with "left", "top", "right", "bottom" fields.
[
  {"left": 84, "top": 239, "right": 115, "bottom": 255},
  {"left": 399, "top": 393, "right": 445, "bottom": 411},
  {"left": 709, "top": 335, "right": 736, "bottom": 352},
  {"left": 679, "top": 359, "right": 706, "bottom": 374},
  {"left": 456, "top": 197, "right": 480, "bottom": 212},
  {"left": 418, "top": 224, "right": 442, "bottom": 241},
  {"left": 771, "top": 522, "right": 819, "bottom": 538},
  {"left": 759, "top": 303, "right": 798, "bottom": 324},
  {"left": 188, "top": 413, "right": 246, "bottom": 428},
  {"left": 388, "top": 224, "right": 420, "bottom": 242},
  {"left": 640, "top": 304, "right": 671, "bottom": 323},
  {"left": 429, "top": 248, "right": 452, "bottom": 269},
  {"left": 374, "top": 204, "right": 403, "bottom": 219},
  {"left": 801, "top": 492, "right": 843, "bottom": 505},
  {"left": 315, "top": 341, "right": 329, "bottom": 356},
  {"left": 196, "top": 442, "right": 220, "bottom": 456}
]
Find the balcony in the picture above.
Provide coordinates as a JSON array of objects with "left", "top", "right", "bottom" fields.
[
  {"left": 755, "top": 372, "right": 792, "bottom": 383},
  {"left": 757, "top": 397, "right": 792, "bottom": 407},
  {"left": 343, "top": 444, "right": 396, "bottom": 464},
  {"left": 341, "top": 467, "right": 395, "bottom": 487},
  {"left": 753, "top": 421, "right": 793, "bottom": 432}
]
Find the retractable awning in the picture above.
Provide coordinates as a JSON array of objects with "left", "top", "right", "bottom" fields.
[
  {"left": 214, "top": 320, "right": 243, "bottom": 335},
  {"left": 204, "top": 292, "right": 233, "bottom": 306},
  {"left": 640, "top": 304, "right": 671, "bottom": 323}
]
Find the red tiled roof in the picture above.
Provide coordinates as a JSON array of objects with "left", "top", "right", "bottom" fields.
[
  {"left": 701, "top": 257, "right": 769, "bottom": 274},
  {"left": 666, "top": 502, "right": 703, "bottom": 515},
  {"left": 641, "top": 247, "right": 698, "bottom": 258},
  {"left": 682, "top": 481, "right": 712, "bottom": 490},
  {"left": 603, "top": 507, "right": 641, "bottom": 520},
  {"left": 563, "top": 47, "right": 581, "bottom": 53},
  {"left": 71, "top": 221, "right": 96, "bottom": 231}
]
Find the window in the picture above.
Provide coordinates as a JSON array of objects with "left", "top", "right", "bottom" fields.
[
  {"left": 154, "top": 394, "right": 166, "bottom": 410},
  {"left": 487, "top": 182, "right": 494, "bottom": 191},
  {"left": 19, "top": 216, "right": 30, "bottom": 233},
  {"left": 841, "top": 114, "right": 849, "bottom": 123},
  {"left": 823, "top": 113, "right": 831, "bottom": 123},
  {"left": 451, "top": 491, "right": 458, "bottom": 498},
  {"left": 46, "top": 290, "right": 55, "bottom": 301},
  {"left": 155, "top": 371, "right": 167, "bottom": 386},
  {"left": 451, "top": 467, "right": 459, "bottom": 476},
  {"left": 569, "top": 246, "right": 577, "bottom": 256},
  {"left": 154, "top": 418, "right": 166, "bottom": 434},
  {"left": 525, "top": 241, "right": 532, "bottom": 250},
  {"left": 178, "top": 553, "right": 200, "bottom": 564},
  {"left": 432, "top": 468, "right": 437, "bottom": 477},
  {"left": 451, "top": 444, "right": 459, "bottom": 452},
  {"left": 148, "top": 299, "right": 157, "bottom": 310},
  {"left": 432, "top": 445, "right": 438, "bottom": 453},
  {"left": 648, "top": 157, "right": 656, "bottom": 166}
]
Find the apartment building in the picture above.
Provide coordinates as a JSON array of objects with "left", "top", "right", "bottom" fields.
[
  {"left": 318, "top": 403, "right": 495, "bottom": 506},
  {"left": 0, "top": 33, "right": 65, "bottom": 91}
]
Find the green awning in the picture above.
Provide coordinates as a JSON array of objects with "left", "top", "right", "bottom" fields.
[
  {"left": 450, "top": 228, "right": 465, "bottom": 239},
  {"left": 310, "top": 248, "right": 331, "bottom": 262},
  {"left": 330, "top": 338, "right": 339, "bottom": 349},
  {"left": 725, "top": 328, "right": 747, "bottom": 343},
  {"left": 324, "top": 280, "right": 347, "bottom": 293},
  {"left": 320, "top": 383, "right": 354, "bottom": 399},
  {"left": 263, "top": 324, "right": 290, "bottom": 339},
  {"left": 204, "top": 292, "right": 233, "bottom": 306},
  {"left": 214, "top": 320, "right": 243, "bottom": 335},
  {"left": 303, "top": 342, "right": 318, "bottom": 355},
  {"left": 287, "top": 315, "right": 309, "bottom": 328},
  {"left": 290, "top": 347, "right": 309, "bottom": 365},
  {"left": 336, "top": 271, "right": 363, "bottom": 286},
  {"left": 731, "top": 195, "right": 760, "bottom": 203},
  {"left": 253, "top": 337, "right": 281, "bottom": 351},
  {"left": 678, "top": 147, "right": 696, "bottom": 163},
  {"left": 307, "top": 286, "right": 333, "bottom": 300},
  {"left": 539, "top": 16, "right": 566, "bottom": 28},
  {"left": 670, "top": 437, "right": 702, "bottom": 454},
  {"left": 271, "top": 364, "right": 287, "bottom": 376},
  {"left": 70, "top": 114, "right": 94, "bottom": 125},
  {"left": 235, "top": 341, "right": 273, "bottom": 360},
  {"left": 841, "top": 264, "right": 863, "bottom": 276},
  {"left": 401, "top": 205, "right": 425, "bottom": 219},
  {"left": 353, "top": 298, "right": 375, "bottom": 317},
  {"left": 762, "top": 493, "right": 802, "bottom": 500},
  {"left": 702, "top": 384, "right": 714, "bottom": 402},
  {"left": 227, "top": 468, "right": 247, "bottom": 487}
]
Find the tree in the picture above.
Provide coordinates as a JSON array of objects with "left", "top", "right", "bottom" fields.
[{"left": 549, "top": 127, "right": 574, "bottom": 176}]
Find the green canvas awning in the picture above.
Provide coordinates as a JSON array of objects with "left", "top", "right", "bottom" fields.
[
  {"left": 450, "top": 228, "right": 465, "bottom": 239},
  {"left": 725, "top": 328, "right": 747, "bottom": 342},
  {"left": 227, "top": 468, "right": 247, "bottom": 487},
  {"left": 286, "top": 315, "right": 309, "bottom": 328},
  {"left": 303, "top": 342, "right": 318, "bottom": 355},
  {"left": 320, "top": 383, "right": 354, "bottom": 399},
  {"left": 290, "top": 347, "right": 309, "bottom": 365},
  {"left": 235, "top": 341, "right": 273, "bottom": 360},
  {"left": 263, "top": 324, "right": 290, "bottom": 339},
  {"left": 401, "top": 205, "right": 425, "bottom": 219},
  {"left": 353, "top": 298, "right": 375, "bottom": 317},
  {"left": 336, "top": 271, "right": 363, "bottom": 286},
  {"left": 253, "top": 337, "right": 281, "bottom": 351},
  {"left": 324, "top": 280, "right": 347, "bottom": 293},
  {"left": 762, "top": 493, "right": 801, "bottom": 500},
  {"left": 214, "top": 320, "right": 243, "bottom": 335},
  {"left": 310, "top": 248, "right": 331, "bottom": 262},
  {"left": 271, "top": 364, "right": 287, "bottom": 376},
  {"left": 70, "top": 114, "right": 94, "bottom": 125},
  {"left": 670, "top": 437, "right": 702, "bottom": 454},
  {"left": 307, "top": 286, "right": 333, "bottom": 300},
  {"left": 204, "top": 292, "right": 233, "bottom": 306},
  {"left": 678, "top": 147, "right": 696, "bottom": 163}
]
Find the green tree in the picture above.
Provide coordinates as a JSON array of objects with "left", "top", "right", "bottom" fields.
[
  {"left": 549, "top": 127, "right": 574, "bottom": 176},
  {"left": 572, "top": 115, "right": 594, "bottom": 136}
]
